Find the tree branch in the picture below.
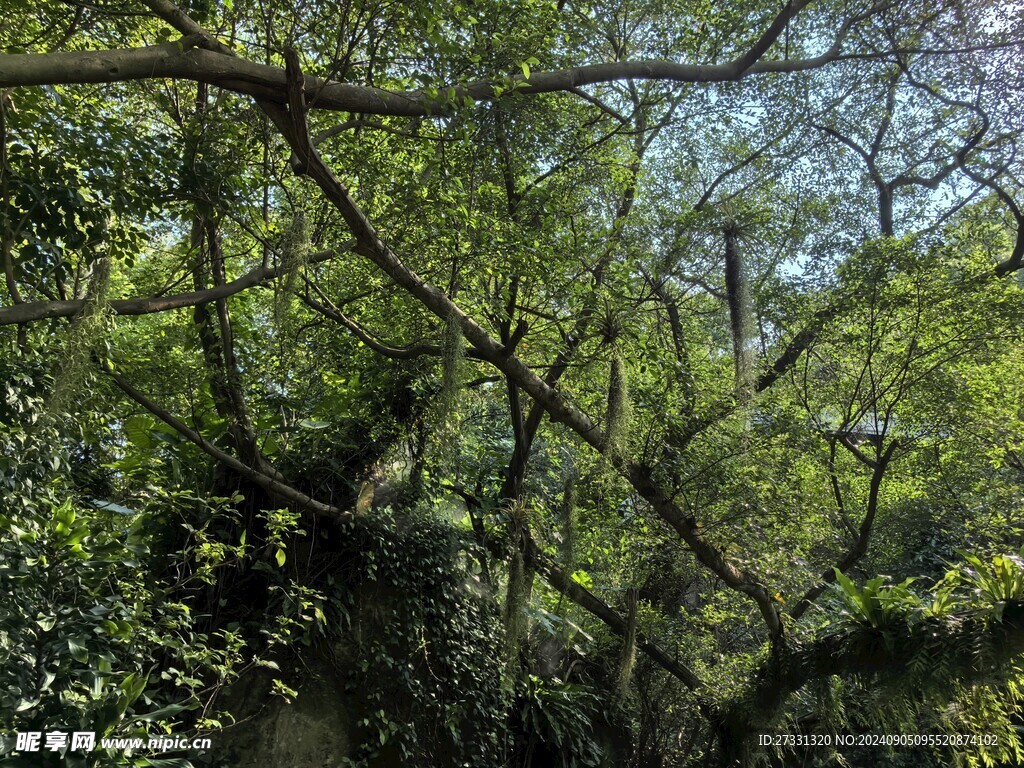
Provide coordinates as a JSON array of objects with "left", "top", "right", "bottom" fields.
[
  {"left": 106, "top": 364, "right": 348, "bottom": 521},
  {"left": 299, "top": 286, "right": 472, "bottom": 360},
  {"left": 451, "top": 477, "right": 710, "bottom": 691},
  {"left": 524, "top": 537, "right": 708, "bottom": 692},
  {"left": 0, "top": 246, "right": 349, "bottom": 325},
  {"left": 745, "top": 601, "right": 1024, "bottom": 730},
  {"left": 790, "top": 440, "right": 898, "bottom": 619},
  {"left": 0, "top": 0, "right": 906, "bottom": 119}
]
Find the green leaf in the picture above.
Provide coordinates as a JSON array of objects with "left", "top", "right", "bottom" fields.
[
  {"left": 15, "top": 697, "right": 40, "bottom": 712},
  {"left": 68, "top": 636, "right": 89, "bottom": 663},
  {"left": 40, "top": 668, "right": 57, "bottom": 692},
  {"left": 116, "top": 672, "right": 149, "bottom": 718},
  {"left": 124, "top": 415, "right": 155, "bottom": 449},
  {"left": 90, "top": 499, "right": 139, "bottom": 516},
  {"left": 569, "top": 570, "right": 593, "bottom": 589},
  {"left": 135, "top": 700, "right": 198, "bottom": 722}
]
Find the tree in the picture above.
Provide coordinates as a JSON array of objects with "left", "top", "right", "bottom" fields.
[{"left": 2, "top": 0, "right": 1023, "bottom": 765}]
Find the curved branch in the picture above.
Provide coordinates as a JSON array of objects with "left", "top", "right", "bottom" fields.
[
  {"left": 525, "top": 537, "right": 708, "bottom": 692},
  {"left": 730, "top": 0, "right": 814, "bottom": 75},
  {"left": 300, "top": 290, "right": 445, "bottom": 359},
  {"left": 0, "top": 0, "right": 903, "bottom": 119},
  {"left": 106, "top": 365, "right": 349, "bottom": 522},
  {"left": 790, "top": 440, "right": 897, "bottom": 619},
  {"left": 898, "top": 67, "right": 1023, "bottom": 276},
  {"left": 300, "top": 278, "right": 494, "bottom": 360}
]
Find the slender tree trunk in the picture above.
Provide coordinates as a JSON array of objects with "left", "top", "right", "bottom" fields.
[{"left": 723, "top": 227, "right": 752, "bottom": 393}]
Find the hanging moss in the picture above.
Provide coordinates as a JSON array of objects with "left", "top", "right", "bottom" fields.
[
  {"left": 274, "top": 209, "right": 310, "bottom": 327},
  {"left": 503, "top": 500, "right": 530, "bottom": 676},
  {"left": 603, "top": 349, "right": 632, "bottom": 462},
  {"left": 438, "top": 312, "right": 465, "bottom": 420},
  {"left": 722, "top": 218, "right": 755, "bottom": 393},
  {"left": 616, "top": 588, "right": 639, "bottom": 700},
  {"left": 49, "top": 258, "right": 112, "bottom": 414},
  {"left": 504, "top": 549, "right": 526, "bottom": 668},
  {"left": 559, "top": 472, "right": 578, "bottom": 570}
]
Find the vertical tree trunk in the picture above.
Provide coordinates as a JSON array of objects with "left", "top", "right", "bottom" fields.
[{"left": 723, "top": 227, "right": 752, "bottom": 393}]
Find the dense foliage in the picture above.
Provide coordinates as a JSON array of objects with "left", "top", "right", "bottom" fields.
[{"left": 1, "top": 0, "right": 1024, "bottom": 766}]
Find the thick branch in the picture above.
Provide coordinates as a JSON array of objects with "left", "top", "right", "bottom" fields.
[
  {"left": 0, "top": 246, "right": 348, "bottom": 325},
  {"left": 524, "top": 537, "right": 708, "bottom": 692},
  {"left": 300, "top": 288, "right": 479, "bottom": 360},
  {"left": 106, "top": 366, "right": 348, "bottom": 521},
  {"left": 724, "top": 227, "right": 753, "bottom": 391},
  {"left": 730, "top": 0, "right": 814, "bottom": 75},
  {"left": 0, "top": 48, "right": 834, "bottom": 113},
  {"left": 0, "top": 0, "right": 898, "bottom": 119},
  {"left": 790, "top": 441, "right": 897, "bottom": 619},
  {"left": 745, "top": 601, "right": 1024, "bottom": 729},
  {"left": 755, "top": 304, "right": 841, "bottom": 393}
]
